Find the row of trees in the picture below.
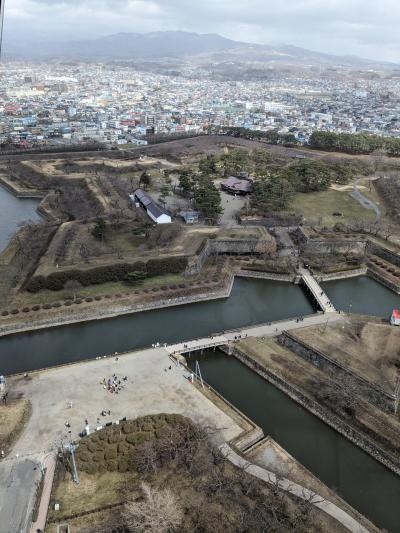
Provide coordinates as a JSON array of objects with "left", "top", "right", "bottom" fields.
[
  {"left": 217, "top": 126, "right": 299, "bottom": 147},
  {"left": 309, "top": 131, "right": 400, "bottom": 156}
]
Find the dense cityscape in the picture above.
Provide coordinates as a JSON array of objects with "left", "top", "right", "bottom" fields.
[{"left": 2, "top": 62, "right": 400, "bottom": 148}]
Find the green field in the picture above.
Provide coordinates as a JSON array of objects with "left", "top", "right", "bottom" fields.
[
  {"left": 12, "top": 273, "right": 185, "bottom": 306},
  {"left": 291, "top": 189, "right": 376, "bottom": 225}
]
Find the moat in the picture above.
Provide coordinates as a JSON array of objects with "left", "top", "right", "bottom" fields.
[
  {"left": 0, "top": 275, "right": 399, "bottom": 531},
  {"left": 0, "top": 185, "right": 40, "bottom": 253}
]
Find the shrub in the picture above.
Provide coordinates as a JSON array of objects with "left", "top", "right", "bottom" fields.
[
  {"left": 42, "top": 303, "right": 52, "bottom": 310},
  {"left": 74, "top": 298, "right": 83, "bottom": 304},
  {"left": 94, "top": 296, "right": 102, "bottom": 301},
  {"left": 25, "top": 257, "right": 188, "bottom": 293},
  {"left": 52, "top": 302, "right": 61, "bottom": 308},
  {"left": 22, "top": 307, "right": 30, "bottom": 313},
  {"left": 85, "top": 463, "right": 97, "bottom": 475},
  {"left": 105, "top": 448, "right": 118, "bottom": 461},
  {"left": 64, "top": 301, "right": 72, "bottom": 306},
  {"left": 1, "top": 310, "right": 9, "bottom": 316},
  {"left": 118, "top": 459, "right": 129, "bottom": 473},
  {"left": 32, "top": 305, "right": 40, "bottom": 311},
  {"left": 11, "top": 309, "right": 19, "bottom": 315},
  {"left": 106, "top": 460, "right": 118, "bottom": 471},
  {"left": 85, "top": 297, "right": 93, "bottom": 303}
]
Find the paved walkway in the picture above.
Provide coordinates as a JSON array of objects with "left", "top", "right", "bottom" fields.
[
  {"left": 167, "top": 313, "right": 343, "bottom": 355},
  {"left": 351, "top": 178, "right": 381, "bottom": 223},
  {"left": 299, "top": 267, "right": 336, "bottom": 313},
  {"left": 30, "top": 453, "right": 56, "bottom": 533},
  {"left": 221, "top": 444, "right": 368, "bottom": 533}
]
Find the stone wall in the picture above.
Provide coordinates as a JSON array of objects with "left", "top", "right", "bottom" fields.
[
  {"left": 367, "top": 241, "right": 400, "bottom": 268},
  {"left": 278, "top": 332, "right": 396, "bottom": 414},
  {"left": 186, "top": 238, "right": 269, "bottom": 276},
  {"left": 227, "top": 346, "right": 400, "bottom": 476},
  {"left": 367, "top": 267, "right": 400, "bottom": 294}
]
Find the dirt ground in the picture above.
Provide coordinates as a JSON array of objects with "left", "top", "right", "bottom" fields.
[
  {"left": 292, "top": 319, "right": 400, "bottom": 395},
  {"left": 0, "top": 398, "right": 31, "bottom": 453}
]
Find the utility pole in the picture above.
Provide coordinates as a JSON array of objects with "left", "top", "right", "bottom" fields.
[
  {"left": 61, "top": 438, "right": 80, "bottom": 484},
  {"left": 69, "top": 443, "right": 80, "bottom": 485}
]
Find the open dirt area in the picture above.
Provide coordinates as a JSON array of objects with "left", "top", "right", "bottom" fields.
[
  {"left": 9, "top": 347, "right": 245, "bottom": 459},
  {"left": 0, "top": 398, "right": 31, "bottom": 453},
  {"left": 292, "top": 319, "right": 400, "bottom": 395}
]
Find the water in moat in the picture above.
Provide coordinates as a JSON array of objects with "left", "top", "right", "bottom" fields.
[
  {"left": 0, "top": 185, "right": 40, "bottom": 252},
  {"left": 187, "top": 349, "right": 400, "bottom": 532},
  {"left": 0, "top": 273, "right": 399, "bottom": 529},
  {"left": 0, "top": 278, "right": 315, "bottom": 375},
  {"left": 323, "top": 275, "right": 400, "bottom": 317}
]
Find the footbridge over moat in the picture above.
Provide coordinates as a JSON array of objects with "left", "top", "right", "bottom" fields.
[
  {"left": 165, "top": 313, "right": 342, "bottom": 357},
  {"left": 298, "top": 267, "right": 336, "bottom": 313}
]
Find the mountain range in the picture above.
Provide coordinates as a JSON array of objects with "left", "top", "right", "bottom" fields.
[{"left": 4, "top": 30, "right": 396, "bottom": 69}]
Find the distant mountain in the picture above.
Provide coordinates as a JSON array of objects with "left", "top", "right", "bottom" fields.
[{"left": 4, "top": 30, "right": 395, "bottom": 69}]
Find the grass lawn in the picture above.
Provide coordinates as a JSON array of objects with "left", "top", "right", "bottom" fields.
[
  {"left": 48, "top": 471, "right": 135, "bottom": 523},
  {"left": 0, "top": 399, "right": 31, "bottom": 452},
  {"left": 291, "top": 189, "right": 376, "bottom": 225},
  {"left": 12, "top": 273, "right": 185, "bottom": 306}
]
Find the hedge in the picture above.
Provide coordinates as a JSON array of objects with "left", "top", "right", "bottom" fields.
[{"left": 26, "top": 256, "right": 188, "bottom": 293}]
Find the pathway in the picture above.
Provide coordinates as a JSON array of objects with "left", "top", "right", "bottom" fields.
[
  {"left": 299, "top": 266, "right": 336, "bottom": 313},
  {"left": 221, "top": 443, "right": 369, "bottom": 533},
  {"left": 351, "top": 178, "right": 381, "bottom": 223},
  {"left": 166, "top": 312, "right": 343, "bottom": 355},
  {"left": 30, "top": 453, "right": 56, "bottom": 533}
]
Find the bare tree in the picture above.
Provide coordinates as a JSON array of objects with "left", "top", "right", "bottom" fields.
[
  {"left": 64, "top": 279, "right": 83, "bottom": 300},
  {"left": 123, "top": 482, "right": 183, "bottom": 533}
]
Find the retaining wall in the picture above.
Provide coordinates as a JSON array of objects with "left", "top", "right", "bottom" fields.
[
  {"left": 0, "top": 274, "right": 236, "bottom": 337},
  {"left": 367, "top": 267, "right": 400, "bottom": 294},
  {"left": 367, "top": 241, "right": 400, "bottom": 268},
  {"left": 186, "top": 238, "right": 263, "bottom": 275},
  {"left": 227, "top": 346, "right": 400, "bottom": 476},
  {"left": 316, "top": 267, "right": 367, "bottom": 282},
  {"left": 278, "top": 332, "right": 396, "bottom": 414},
  {"left": 236, "top": 270, "right": 295, "bottom": 282}
]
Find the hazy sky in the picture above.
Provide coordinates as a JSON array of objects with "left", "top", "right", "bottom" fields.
[{"left": 4, "top": 0, "right": 400, "bottom": 61}]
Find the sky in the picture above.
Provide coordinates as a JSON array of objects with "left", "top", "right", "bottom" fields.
[{"left": 3, "top": 0, "right": 400, "bottom": 62}]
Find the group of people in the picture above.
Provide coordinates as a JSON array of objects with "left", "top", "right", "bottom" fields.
[
  {"left": 233, "top": 333, "right": 247, "bottom": 341},
  {"left": 101, "top": 373, "right": 128, "bottom": 394}
]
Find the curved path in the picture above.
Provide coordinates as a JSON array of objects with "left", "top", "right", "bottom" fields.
[
  {"left": 220, "top": 443, "right": 369, "bottom": 533},
  {"left": 350, "top": 178, "right": 381, "bottom": 222}
]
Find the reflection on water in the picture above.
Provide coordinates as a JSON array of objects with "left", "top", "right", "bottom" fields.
[
  {"left": 0, "top": 278, "right": 314, "bottom": 374},
  {"left": 187, "top": 349, "right": 400, "bottom": 532},
  {"left": 0, "top": 185, "right": 40, "bottom": 252}
]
